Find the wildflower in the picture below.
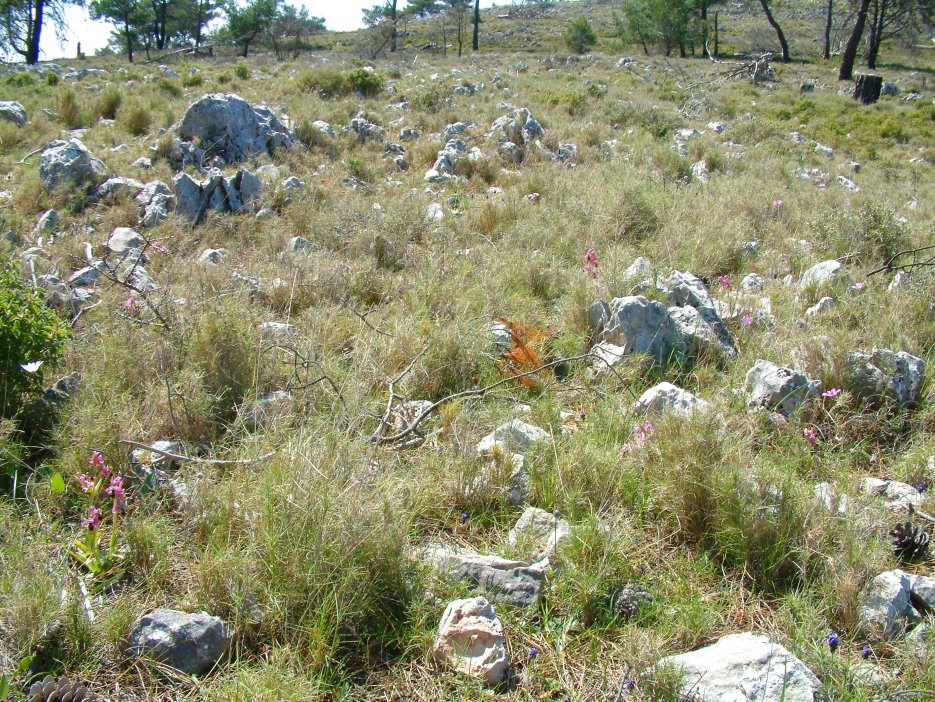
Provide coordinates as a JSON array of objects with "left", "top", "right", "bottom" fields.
[
  {"left": 624, "top": 678, "right": 637, "bottom": 690},
  {"left": 852, "top": 281, "right": 865, "bottom": 291},
  {"left": 861, "top": 645, "right": 872, "bottom": 659},
  {"left": 772, "top": 199, "right": 783, "bottom": 208},
  {"left": 459, "top": 511, "right": 468, "bottom": 525},
  {"left": 89, "top": 451, "right": 104, "bottom": 470},
  {"left": 827, "top": 630, "right": 841, "bottom": 653},
  {"left": 804, "top": 427, "right": 818, "bottom": 447},
  {"left": 618, "top": 442, "right": 633, "bottom": 458},
  {"left": 822, "top": 388, "right": 842, "bottom": 398},
  {"left": 106, "top": 474, "right": 126, "bottom": 512},
  {"left": 742, "top": 314, "right": 754, "bottom": 326},
  {"left": 583, "top": 248, "right": 599, "bottom": 277},
  {"left": 82, "top": 505, "right": 102, "bottom": 530},
  {"left": 917, "top": 483, "right": 926, "bottom": 494},
  {"left": 528, "top": 647, "right": 538, "bottom": 659},
  {"left": 77, "top": 473, "right": 95, "bottom": 493},
  {"left": 717, "top": 274, "right": 731, "bottom": 289},
  {"left": 150, "top": 240, "right": 168, "bottom": 254},
  {"left": 123, "top": 295, "right": 139, "bottom": 315},
  {"left": 528, "top": 192, "right": 540, "bottom": 202},
  {"left": 844, "top": 199, "right": 852, "bottom": 208},
  {"left": 634, "top": 420, "right": 655, "bottom": 445},
  {"left": 20, "top": 360, "right": 43, "bottom": 372}
]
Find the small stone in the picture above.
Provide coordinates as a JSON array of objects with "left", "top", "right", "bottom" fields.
[
  {"left": 433, "top": 597, "right": 509, "bottom": 685},
  {"left": 126, "top": 609, "right": 231, "bottom": 675},
  {"left": 508, "top": 507, "right": 570, "bottom": 561},
  {"left": 745, "top": 359, "right": 821, "bottom": 416},
  {"left": 857, "top": 570, "right": 922, "bottom": 639},
  {"left": 290, "top": 236, "right": 313, "bottom": 252},
  {"left": 476, "top": 419, "right": 548, "bottom": 457},
  {"left": 0, "top": 100, "right": 28, "bottom": 125},
  {"left": 198, "top": 248, "right": 227, "bottom": 265},
  {"left": 635, "top": 382, "right": 709, "bottom": 416},
  {"left": 740, "top": 273, "right": 764, "bottom": 291},
  {"left": 107, "top": 227, "right": 145, "bottom": 254},
  {"left": 805, "top": 296, "right": 836, "bottom": 316}
]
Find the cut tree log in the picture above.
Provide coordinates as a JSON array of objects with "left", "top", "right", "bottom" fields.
[{"left": 854, "top": 74, "right": 882, "bottom": 105}]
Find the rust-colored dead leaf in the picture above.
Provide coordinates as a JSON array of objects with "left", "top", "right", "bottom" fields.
[{"left": 493, "top": 316, "right": 556, "bottom": 389}]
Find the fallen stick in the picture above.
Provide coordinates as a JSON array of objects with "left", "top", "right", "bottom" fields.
[{"left": 119, "top": 439, "right": 274, "bottom": 466}]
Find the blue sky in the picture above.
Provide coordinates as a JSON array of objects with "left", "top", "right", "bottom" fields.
[{"left": 42, "top": 0, "right": 504, "bottom": 60}]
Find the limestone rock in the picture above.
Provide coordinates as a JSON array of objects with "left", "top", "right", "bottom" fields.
[
  {"left": 858, "top": 570, "right": 923, "bottom": 639},
  {"left": 656, "top": 632, "right": 820, "bottom": 702},
  {"left": 176, "top": 93, "right": 295, "bottom": 165},
  {"left": 173, "top": 169, "right": 261, "bottom": 222},
  {"left": 508, "top": 507, "right": 570, "bottom": 561},
  {"left": 40, "top": 139, "right": 108, "bottom": 192},
  {"left": 635, "top": 382, "right": 709, "bottom": 416},
  {"left": 745, "top": 360, "right": 821, "bottom": 416},
  {"left": 800, "top": 259, "right": 851, "bottom": 290},
  {"left": 590, "top": 296, "right": 686, "bottom": 365},
  {"left": 843, "top": 348, "right": 925, "bottom": 405},
  {"left": 0, "top": 100, "right": 28, "bottom": 125},
  {"left": 433, "top": 597, "right": 510, "bottom": 685},
  {"left": 427, "top": 546, "right": 544, "bottom": 608},
  {"left": 476, "top": 419, "right": 548, "bottom": 457}
]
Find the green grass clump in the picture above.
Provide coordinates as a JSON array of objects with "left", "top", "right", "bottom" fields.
[
  {"left": 95, "top": 85, "right": 122, "bottom": 120},
  {"left": 122, "top": 102, "right": 153, "bottom": 136}
]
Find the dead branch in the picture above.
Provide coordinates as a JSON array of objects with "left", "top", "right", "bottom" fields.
[
  {"left": 372, "top": 351, "right": 624, "bottom": 446},
  {"left": 866, "top": 244, "right": 935, "bottom": 277},
  {"left": 119, "top": 439, "right": 274, "bottom": 466},
  {"left": 370, "top": 346, "right": 429, "bottom": 442}
]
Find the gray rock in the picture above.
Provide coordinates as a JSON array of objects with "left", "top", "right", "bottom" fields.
[
  {"left": 173, "top": 169, "right": 262, "bottom": 222},
  {"left": 858, "top": 570, "right": 923, "bottom": 639},
  {"left": 281, "top": 176, "right": 305, "bottom": 190},
  {"left": 198, "top": 248, "right": 227, "bottom": 265},
  {"left": 623, "top": 257, "right": 652, "bottom": 280},
  {"left": 126, "top": 609, "right": 231, "bottom": 675},
  {"left": 107, "top": 227, "right": 145, "bottom": 254},
  {"left": 68, "top": 263, "right": 103, "bottom": 287},
  {"left": 740, "top": 273, "right": 764, "bottom": 291},
  {"left": 635, "top": 382, "right": 709, "bottom": 416},
  {"left": 814, "top": 482, "right": 848, "bottom": 513},
  {"left": 290, "top": 236, "right": 313, "bottom": 252},
  {"left": 476, "top": 419, "right": 548, "bottom": 457},
  {"left": 508, "top": 507, "right": 570, "bottom": 562},
  {"left": 427, "top": 546, "right": 544, "bottom": 608},
  {"left": 96, "top": 176, "right": 144, "bottom": 201},
  {"left": 443, "top": 122, "right": 469, "bottom": 140},
  {"left": 40, "top": 139, "right": 108, "bottom": 192},
  {"left": 860, "top": 477, "right": 924, "bottom": 511},
  {"left": 656, "top": 632, "right": 820, "bottom": 702},
  {"left": 843, "top": 348, "right": 925, "bottom": 405},
  {"left": 310, "top": 120, "right": 335, "bottom": 139},
  {"left": 34, "top": 209, "right": 60, "bottom": 235},
  {"left": 132, "top": 157, "right": 153, "bottom": 169},
  {"left": 258, "top": 321, "right": 295, "bottom": 338},
  {"left": 691, "top": 159, "right": 709, "bottom": 183},
  {"left": 0, "top": 100, "right": 28, "bottom": 125},
  {"left": 348, "top": 115, "right": 385, "bottom": 142},
  {"left": 176, "top": 93, "right": 296, "bottom": 165},
  {"left": 590, "top": 341, "right": 628, "bottom": 374},
  {"left": 805, "top": 296, "right": 836, "bottom": 316},
  {"left": 433, "top": 597, "right": 509, "bottom": 686},
  {"left": 800, "top": 259, "right": 851, "bottom": 290},
  {"left": 887, "top": 271, "right": 911, "bottom": 291},
  {"left": 488, "top": 107, "right": 544, "bottom": 145},
  {"left": 668, "top": 304, "right": 736, "bottom": 358},
  {"left": 590, "top": 295, "right": 686, "bottom": 365},
  {"left": 37, "top": 274, "right": 97, "bottom": 314},
  {"left": 745, "top": 360, "right": 821, "bottom": 416},
  {"left": 240, "top": 390, "right": 291, "bottom": 429},
  {"left": 399, "top": 127, "right": 421, "bottom": 141}
]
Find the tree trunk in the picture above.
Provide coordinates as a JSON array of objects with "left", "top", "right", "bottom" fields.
[
  {"left": 472, "top": 0, "right": 479, "bottom": 51},
  {"left": 26, "top": 0, "right": 44, "bottom": 64},
  {"left": 390, "top": 0, "right": 397, "bottom": 52},
  {"left": 713, "top": 12, "right": 719, "bottom": 58},
  {"left": 866, "top": 0, "right": 885, "bottom": 68},
  {"left": 701, "top": 1, "right": 709, "bottom": 57},
  {"left": 823, "top": 0, "right": 833, "bottom": 59},
  {"left": 854, "top": 73, "right": 882, "bottom": 103},
  {"left": 125, "top": 20, "right": 134, "bottom": 62},
  {"left": 839, "top": 0, "right": 871, "bottom": 80},
  {"left": 758, "top": 0, "right": 791, "bottom": 62}
]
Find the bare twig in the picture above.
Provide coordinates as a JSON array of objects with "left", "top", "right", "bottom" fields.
[
  {"left": 348, "top": 304, "right": 396, "bottom": 338},
  {"left": 867, "top": 244, "right": 935, "bottom": 277},
  {"left": 373, "top": 352, "right": 620, "bottom": 446},
  {"left": 119, "top": 440, "right": 274, "bottom": 466},
  {"left": 370, "top": 346, "right": 429, "bottom": 442},
  {"left": 16, "top": 146, "right": 44, "bottom": 164}
]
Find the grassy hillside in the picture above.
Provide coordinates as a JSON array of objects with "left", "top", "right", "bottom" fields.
[{"left": 0, "top": 4, "right": 933, "bottom": 700}]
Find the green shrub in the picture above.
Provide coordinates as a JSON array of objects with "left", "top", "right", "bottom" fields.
[
  {"left": 234, "top": 62, "right": 250, "bottom": 80},
  {"left": 122, "top": 102, "right": 153, "bottom": 136},
  {"left": 564, "top": 17, "right": 597, "bottom": 54},
  {"left": 297, "top": 67, "right": 350, "bottom": 96},
  {"left": 296, "top": 119, "right": 334, "bottom": 150},
  {"left": 0, "top": 257, "right": 70, "bottom": 418},
  {"left": 217, "top": 72, "right": 232, "bottom": 85},
  {"left": 157, "top": 77, "right": 182, "bottom": 97},
  {"left": 348, "top": 68, "right": 384, "bottom": 97},
  {"left": 181, "top": 70, "right": 204, "bottom": 88},
  {"left": 5, "top": 72, "right": 36, "bottom": 87},
  {"left": 58, "top": 89, "right": 87, "bottom": 129},
  {"left": 45, "top": 72, "right": 60, "bottom": 87},
  {"left": 96, "top": 85, "right": 123, "bottom": 120}
]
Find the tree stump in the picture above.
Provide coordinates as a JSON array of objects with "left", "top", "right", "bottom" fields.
[{"left": 854, "top": 74, "right": 882, "bottom": 105}]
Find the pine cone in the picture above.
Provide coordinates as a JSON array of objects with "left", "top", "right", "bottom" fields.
[
  {"left": 889, "top": 521, "right": 930, "bottom": 562},
  {"left": 613, "top": 583, "right": 653, "bottom": 620},
  {"left": 26, "top": 676, "right": 92, "bottom": 702}
]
